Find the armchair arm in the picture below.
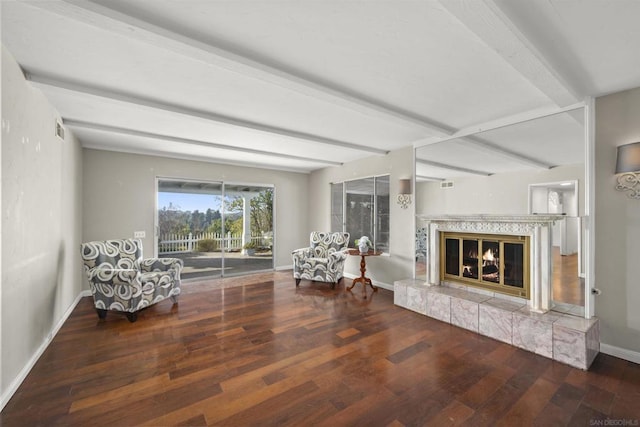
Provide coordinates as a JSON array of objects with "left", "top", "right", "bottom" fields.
[
  {"left": 139, "top": 258, "right": 183, "bottom": 274},
  {"left": 328, "top": 250, "right": 348, "bottom": 262},
  {"left": 292, "top": 247, "right": 313, "bottom": 260},
  {"left": 86, "top": 268, "right": 138, "bottom": 286}
]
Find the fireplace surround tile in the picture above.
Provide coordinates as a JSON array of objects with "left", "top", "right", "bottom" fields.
[
  {"left": 479, "top": 303, "right": 514, "bottom": 344},
  {"left": 553, "top": 325, "right": 588, "bottom": 368},
  {"left": 512, "top": 307, "right": 561, "bottom": 358},
  {"left": 406, "top": 284, "right": 428, "bottom": 315},
  {"left": 426, "top": 292, "right": 451, "bottom": 323},
  {"left": 394, "top": 279, "right": 599, "bottom": 370},
  {"left": 481, "top": 297, "right": 525, "bottom": 312},
  {"left": 451, "top": 298, "right": 480, "bottom": 332},
  {"left": 394, "top": 280, "right": 408, "bottom": 308},
  {"left": 394, "top": 279, "right": 426, "bottom": 314},
  {"left": 553, "top": 314, "right": 600, "bottom": 369},
  {"left": 586, "top": 321, "right": 600, "bottom": 368}
]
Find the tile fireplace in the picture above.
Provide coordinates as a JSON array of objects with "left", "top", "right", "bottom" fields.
[
  {"left": 396, "top": 214, "right": 600, "bottom": 370},
  {"left": 419, "top": 214, "right": 563, "bottom": 312}
]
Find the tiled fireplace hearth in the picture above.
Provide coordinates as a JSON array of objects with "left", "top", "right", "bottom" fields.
[{"left": 397, "top": 214, "right": 599, "bottom": 370}]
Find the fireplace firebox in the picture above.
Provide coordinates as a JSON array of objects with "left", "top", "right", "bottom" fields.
[{"left": 441, "top": 232, "right": 530, "bottom": 298}]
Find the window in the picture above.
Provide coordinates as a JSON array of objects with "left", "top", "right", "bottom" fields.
[{"left": 331, "top": 175, "right": 390, "bottom": 253}]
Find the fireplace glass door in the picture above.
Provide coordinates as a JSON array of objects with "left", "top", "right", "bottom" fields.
[{"left": 442, "top": 232, "right": 529, "bottom": 298}]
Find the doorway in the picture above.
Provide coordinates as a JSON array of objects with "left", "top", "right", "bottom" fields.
[
  {"left": 156, "top": 178, "right": 274, "bottom": 280},
  {"left": 528, "top": 180, "right": 584, "bottom": 311}
]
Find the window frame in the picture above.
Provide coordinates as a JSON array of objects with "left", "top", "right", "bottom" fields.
[{"left": 331, "top": 174, "right": 390, "bottom": 254}]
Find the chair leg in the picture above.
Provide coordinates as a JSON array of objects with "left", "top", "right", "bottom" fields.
[
  {"left": 170, "top": 295, "right": 179, "bottom": 304},
  {"left": 126, "top": 312, "right": 138, "bottom": 323},
  {"left": 295, "top": 279, "right": 301, "bottom": 286},
  {"left": 96, "top": 309, "right": 107, "bottom": 320},
  {"left": 332, "top": 282, "right": 336, "bottom": 290}
]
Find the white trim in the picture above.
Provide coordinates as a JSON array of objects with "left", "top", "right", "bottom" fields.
[
  {"left": 584, "top": 97, "right": 596, "bottom": 319},
  {"left": 0, "top": 290, "right": 91, "bottom": 411},
  {"left": 276, "top": 265, "right": 293, "bottom": 271},
  {"left": 600, "top": 343, "right": 640, "bottom": 365}
]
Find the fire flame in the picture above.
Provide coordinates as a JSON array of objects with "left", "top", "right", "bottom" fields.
[{"left": 483, "top": 248, "right": 496, "bottom": 262}]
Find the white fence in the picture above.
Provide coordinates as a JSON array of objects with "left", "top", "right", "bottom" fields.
[{"left": 159, "top": 232, "right": 269, "bottom": 254}]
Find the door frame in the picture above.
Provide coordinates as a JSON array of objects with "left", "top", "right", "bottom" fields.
[{"left": 154, "top": 176, "right": 276, "bottom": 278}]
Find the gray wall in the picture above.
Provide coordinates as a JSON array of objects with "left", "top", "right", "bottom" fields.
[
  {"left": 416, "top": 163, "right": 585, "bottom": 216},
  {"left": 82, "top": 149, "right": 309, "bottom": 269},
  {"left": 1, "top": 46, "right": 84, "bottom": 400},
  {"left": 595, "top": 87, "right": 640, "bottom": 355},
  {"left": 308, "top": 146, "right": 415, "bottom": 287}
]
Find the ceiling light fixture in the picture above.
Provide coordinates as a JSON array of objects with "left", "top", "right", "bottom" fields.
[{"left": 615, "top": 142, "right": 640, "bottom": 199}]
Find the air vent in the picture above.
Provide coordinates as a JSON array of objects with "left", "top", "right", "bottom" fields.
[
  {"left": 55, "top": 120, "right": 65, "bottom": 140},
  {"left": 440, "top": 181, "right": 454, "bottom": 189}
]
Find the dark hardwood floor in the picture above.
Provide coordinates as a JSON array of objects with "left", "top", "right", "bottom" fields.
[{"left": 1, "top": 271, "right": 639, "bottom": 426}]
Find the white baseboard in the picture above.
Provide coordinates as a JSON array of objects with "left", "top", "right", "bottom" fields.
[
  {"left": 275, "top": 264, "right": 293, "bottom": 271},
  {"left": 342, "top": 272, "right": 393, "bottom": 291},
  {"left": 600, "top": 343, "right": 640, "bottom": 365},
  {"left": 0, "top": 290, "right": 91, "bottom": 411}
]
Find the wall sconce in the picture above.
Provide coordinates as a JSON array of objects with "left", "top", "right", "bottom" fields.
[
  {"left": 397, "top": 178, "right": 412, "bottom": 209},
  {"left": 615, "top": 142, "right": 640, "bottom": 199}
]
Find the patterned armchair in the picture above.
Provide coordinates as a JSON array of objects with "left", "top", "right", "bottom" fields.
[
  {"left": 80, "top": 239, "right": 182, "bottom": 322},
  {"left": 292, "top": 231, "right": 350, "bottom": 289}
]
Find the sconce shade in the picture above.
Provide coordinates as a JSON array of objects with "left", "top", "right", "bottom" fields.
[
  {"left": 399, "top": 179, "right": 411, "bottom": 194},
  {"left": 615, "top": 142, "right": 640, "bottom": 173}
]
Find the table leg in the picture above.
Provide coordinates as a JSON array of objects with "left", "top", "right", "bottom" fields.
[{"left": 346, "top": 255, "right": 378, "bottom": 299}]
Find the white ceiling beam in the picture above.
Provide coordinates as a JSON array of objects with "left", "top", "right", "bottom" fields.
[
  {"left": 24, "top": 0, "right": 453, "bottom": 136},
  {"left": 460, "top": 135, "right": 553, "bottom": 169},
  {"left": 413, "top": 102, "right": 585, "bottom": 149},
  {"left": 63, "top": 119, "right": 343, "bottom": 167},
  {"left": 27, "top": 72, "right": 388, "bottom": 156},
  {"left": 416, "top": 175, "right": 446, "bottom": 182},
  {"left": 439, "top": 0, "right": 579, "bottom": 107},
  {"left": 82, "top": 143, "right": 314, "bottom": 174},
  {"left": 416, "top": 159, "right": 492, "bottom": 176}
]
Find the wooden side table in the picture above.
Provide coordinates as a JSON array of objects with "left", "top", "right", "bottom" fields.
[{"left": 347, "top": 249, "right": 382, "bottom": 299}]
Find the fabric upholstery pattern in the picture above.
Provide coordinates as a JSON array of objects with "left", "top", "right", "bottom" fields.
[
  {"left": 292, "top": 232, "right": 350, "bottom": 286},
  {"left": 80, "top": 239, "right": 182, "bottom": 316}
]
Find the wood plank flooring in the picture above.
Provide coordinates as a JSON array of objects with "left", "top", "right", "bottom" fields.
[
  {"left": 552, "top": 248, "right": 584, "bottom": 307},
  {"left": 1, "top": 271, "right": 639, "bottom": 426}
]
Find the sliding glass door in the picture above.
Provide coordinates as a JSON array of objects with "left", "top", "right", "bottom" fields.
[
  {"left": 156, "top": 178, "right": 274, "bottom": 280},
  {"left": 222, "top": 184, "right": 274, "bottom": 276}
]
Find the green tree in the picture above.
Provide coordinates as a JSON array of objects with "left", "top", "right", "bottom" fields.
[
  {"left": 250, "top": 189, "right": 273, "bottom": 235},
  {"left": 158, "top": 205, "right": 190, "bottom": 235},
  {"left": 190, "top": 210, "right": 206, "bottom": 234}
]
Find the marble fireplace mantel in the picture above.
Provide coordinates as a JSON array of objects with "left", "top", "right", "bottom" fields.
[{"left": 417, "top": 214, "right": 565, "bottom": 313}]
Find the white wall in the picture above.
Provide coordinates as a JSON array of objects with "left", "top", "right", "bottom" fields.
[
  {"left": 415, "top": 163, "right": 585, "bottom": 216},
  {"left": 1, "top": 46, "right": 84, "bottom": 404},
  {"left": 308, "top": 146, "right": 415, "bottom": 287},
  {"left": 82, "top": 149, "right": 309, "bottom": 269},
  {"left": 595, "top": 86, "right": 640, "bottom": 356}
]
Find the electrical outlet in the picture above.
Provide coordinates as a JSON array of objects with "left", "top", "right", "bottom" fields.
[{"left": 134, "top": 231, "right": 146, "bottom": 238}]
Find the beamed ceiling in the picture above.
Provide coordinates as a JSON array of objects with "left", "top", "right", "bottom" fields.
[{"left": 2, "top": 1, "right": 640, "bottom": 176}]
